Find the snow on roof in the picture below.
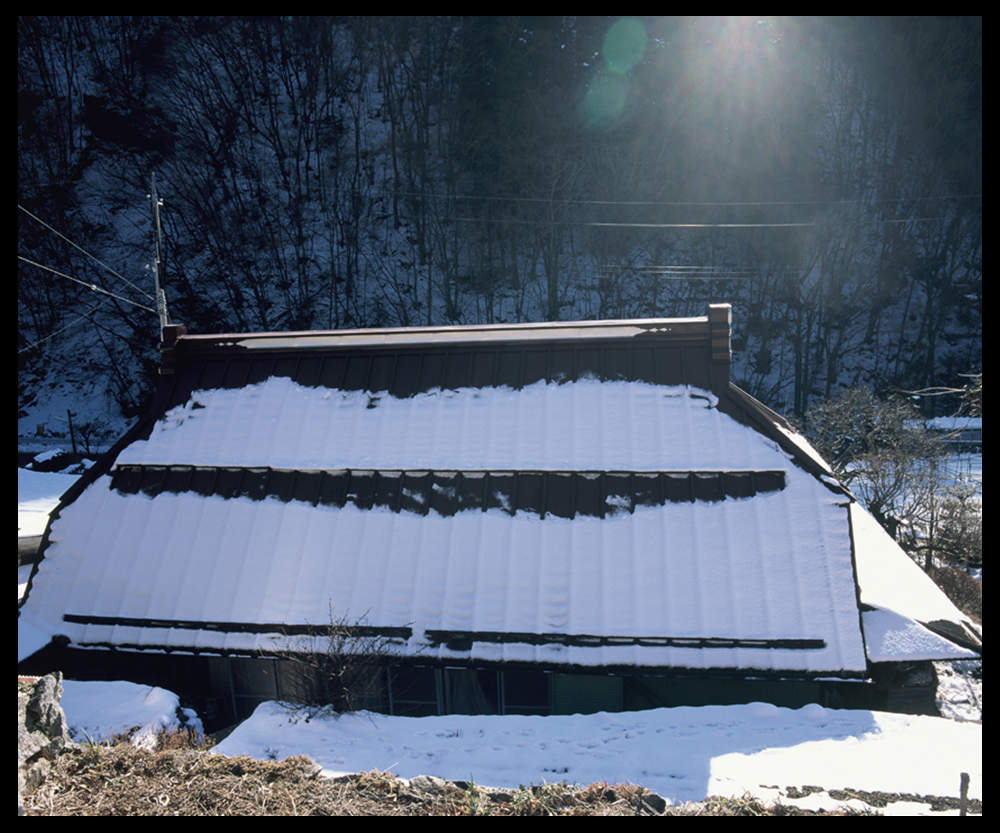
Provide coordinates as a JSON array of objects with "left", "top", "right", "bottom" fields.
[
  {"left": 19, "top": 318, "right": 978, "bottom": 672},
  {"left": 22, "top": 377, "right": 870, "bottom": 674},
  {"left": 118, "top": 378, "right": 775, "bottom": 472},
  {"left": 28, "top": 470, "right": 866, "bottom": 672},
  {"left": 852, "top": 505, "right": 980, "bottom": 662}
]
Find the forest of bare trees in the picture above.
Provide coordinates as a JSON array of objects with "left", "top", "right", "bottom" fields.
[{"left": 18, "top": 16, "right": 981, "bottom": 418}]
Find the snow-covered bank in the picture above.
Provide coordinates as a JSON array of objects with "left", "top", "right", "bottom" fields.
[
  {"left": 211, "top": 701, "right": 979, "bottom": 813},
  {"left": 60, "top": 680, "right": 203, "bottom": 748},
  {"left": 50, "top": 681, "right": 979, "bottom": 815},
  {"left": 17, "top": 467, "right": 79, "bottom": 537}
]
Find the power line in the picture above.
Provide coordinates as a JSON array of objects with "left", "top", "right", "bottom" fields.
[
  {"left": 586, "top": 221, "right": 817, "bottom": 229},
  {"left": 391, "top": 188, "right": 982, "bottom": 210},
  {"left": 17, "top": 299, "right": 109, "bottom": 354},
  {"left": 447, "top": 213, "right": 958, "bottom": 229},
  {"left": 17, "top": 256, "right": 158, "bottom": 315},
  {"left": 596, "top": 267, "right": 758, "bottom": 280},
  {"left": 449, "top": 215, "right": 814, "bottom": 229},
  {"left": 17, "top": 203, "right": 156, "bottom": 302},
  {"left": 447, "top": 214, "right": 816, "bottom": 229}
]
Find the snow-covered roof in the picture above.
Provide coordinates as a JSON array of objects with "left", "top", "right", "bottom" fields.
[
  {"left": 19, "top": 309, "right": 980, "bottom": 672},
  {"left": 851, "top": 505, "right": 981, "bottom": 661}
]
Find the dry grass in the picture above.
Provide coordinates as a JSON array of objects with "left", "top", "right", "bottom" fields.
[{"left": 22, "top": 732, "right": 881, "bottom": 816}]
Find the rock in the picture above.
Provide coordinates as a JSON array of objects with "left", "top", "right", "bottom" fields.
[
  {"left": 637, "top": 791, "right": 668, "bottom": 815},
  {"left": 405, "top": 774, "right": 465, "bottom": 801},
  {"left": 18, "top": 672, "right": 79, "bottom": 815},
  {"left": 26, "top": 672, "right": 71, "bottom": 746}
]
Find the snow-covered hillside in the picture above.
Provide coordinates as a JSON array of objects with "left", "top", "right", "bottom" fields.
[{"left": 19, "top": 17, "right": 981, "bottom": 430}]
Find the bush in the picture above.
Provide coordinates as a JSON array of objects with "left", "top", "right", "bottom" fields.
[
  {"left": 927, "top": 565, "right": 982, "bottom": 624},
  {"left": 930, "top": 482, "right": 982, "bottom": 570},
  {"left": 273, "top": 606, "right": 403, "bottom": 718},
  {"left": 804, "top": 388, "right": 943, "bottom": 552}
]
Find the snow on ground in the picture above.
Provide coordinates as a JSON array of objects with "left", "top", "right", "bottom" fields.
[
  {"left": 18, "top": 564, "right": 33, "bottom": 603},
  {"left": 943, "top": 452, "right": 982, "bottom": 487},
  {"left": 19, "top": 468, "right": 79, "bottom": 602},
  {"left": 935, "top": 659, "right": 983, "bottom": 721},
  {"left": 17, "top": 468, "right": 79, "bottom": 537},
  {"left": 213, "top": 701, "right": 981, "bottom": 808},
  {"left": 18, "top": 365, "right": 133, "bottom": 443},
  {"left": 60, "top": 680, "right": 203, "bottom": 749},
  {"left": 55, "top": 688, "right": 980, "bottom": 814}
]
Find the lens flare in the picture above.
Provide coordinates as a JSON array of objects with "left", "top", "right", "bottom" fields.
[
  {"left": 579, "top": 18, "right": 648, "bottom": 131},
  {"left": 603, "top": 17, "right": 647, "bottom": 75}
]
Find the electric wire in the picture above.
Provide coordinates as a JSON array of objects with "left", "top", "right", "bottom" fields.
[
  {"left": 307, "top": 185, "right": 982, "bottom": 225},
  {"left": 447, "top": 214, "right": 818, "bottom": 229},
  {"left": 17, "top": 299, "right": 109, "bottom": 354},
  {"left": 17, "top": 256, "right": 158, "bottom": 314},
  {"left": 389, "top": 188, "right": 982, "bottom": 210},
  {"left": 585, "top": 221, "right": 817, "bottom": 228},
  {"left": 445, "top": 215, "right": 954, "bottom": 229},
  {"left": 18, "top": 203, "right": 156, "bottom": 301}
]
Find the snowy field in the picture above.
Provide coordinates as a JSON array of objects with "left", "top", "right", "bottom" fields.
[
  {"left": 16, "top": 465, "right": 80, "bottom": 538},
  {"left": 939, "top": 452, "right": 983, "bottom": 492},
  {"left": 20, "top": 466, "right": 982, "bottom": 814},
  {"left": 215, "top": 701, "right": 981, "bottom": 814},
  {"left": 51, "top": 684, "right": 981, "bottom": 815}
]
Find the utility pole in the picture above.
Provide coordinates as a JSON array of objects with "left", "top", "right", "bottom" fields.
[{"left": 149, "top": 173, "right": 170, "bottom": 331}]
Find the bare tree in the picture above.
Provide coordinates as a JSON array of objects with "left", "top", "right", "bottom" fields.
[
  {"left": 908, "top": 373, "right": 983, "bottom": 418},
  {"left": 272, "top": 606, "right": 404, "bottom": 719},
  {"left": 804, "top": 388, "right": 943, "bottom": 546},
  {"left": 929, "top": 481, "right": 982, "bottom": 571}
]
